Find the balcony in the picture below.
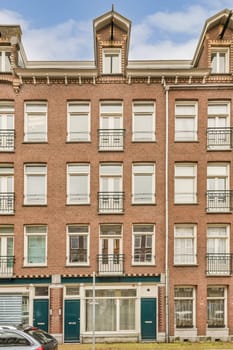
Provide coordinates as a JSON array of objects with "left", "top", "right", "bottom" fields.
[
  {"left": 206, "top": 253, "right": 233, "bottom": 276},
  {"left": 206, "top": 191, "right": 233, "bottom": 212},
  {"left": 98, "top": 129, "right": 125, "bottom": 151},
  {"left": 0, "top": 130, "right": 15, "bottom": 152},
  {"left": 97, "top": 254, "right": 124, "bottom": 275},
  {"left": 207, "top": 128, "right": 233, "bottom": 150},
  {"left": 98, "top": 192, "right": 124, "bottom": 213},
  {"left": 0, "top": 256, "right": 15, "bottom": 278},
  {"left": 0, "top": 193, "right": 15, "bottom": 214}
]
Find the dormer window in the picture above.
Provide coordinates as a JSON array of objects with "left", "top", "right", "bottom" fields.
[
  {"left": 211, "top": 47, "right": 229, "bottom": 73},
  {"left": 103, "top": 48, "right": 121, "bottom": 74},
  {"left": 0, "top": 51, "right": 11, "bottom": 72}
]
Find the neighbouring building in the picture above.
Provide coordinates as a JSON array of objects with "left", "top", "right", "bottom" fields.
[{"left": 0, "top": 7, "right": 233, "bottom": 344}]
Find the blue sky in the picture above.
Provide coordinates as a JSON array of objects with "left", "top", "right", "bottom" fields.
[{"left": 0, "top": 0, "right": 232, "bottom": 60}]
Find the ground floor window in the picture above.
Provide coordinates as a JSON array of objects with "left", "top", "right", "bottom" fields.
[
  {"left": 207, "top": 286, "right": 226, "bottom": 328},
  {"left": 85, "top": 289, "right": 136, "bottom": 332},
  {"left": 174, "top": 287, "right": 195, "bottom": 328}
]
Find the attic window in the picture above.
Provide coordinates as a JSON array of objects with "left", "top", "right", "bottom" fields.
[
  {"left": 0, "top": 51, "right": 11, "bottom": 72},
  {"left": 211, "top": 47, "right": 229, "bottom": 73},
  {"left": 102, "top": 48, "right": 121, "bottom": 74}
]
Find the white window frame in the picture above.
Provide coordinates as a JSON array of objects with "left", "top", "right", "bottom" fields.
[
  {"left": 174, "top": 163, "right": 197, "bottom": 204},
  {"left": 207, "top": 101, "right": 230, "bottom": 150},
  {"left": 0, "top": 102, "right": 14, "bottom": 152},
  {"left": 132, "top": 224, "right": 155, "bottom": 265},
  {"left": 175, "top": 101, "right": 197, "bottom": 141},
  {"left": 132, "top": 163, "right": 155, "bottom": 204},
  {"left": 211, "top": 47, "right": 229, "bottom": 73},
  {"left": 67, "top": 101, "right": 90, "bottom": 142},
  {"left": 207, "top": 286, "right": 227, "bottom": 328},
  {"left": 67, "top": 163, "right": 90, "bottom": 204},
  {"left": 174, "top": 286, "right": 196, "bottom": 329},
  {"left": 102, "top": 48, "right": 122, "bottom": 74},
  {"left": 0, "top": 225, "right": 14, "bottom": 276},
  {"left": 24, "top": 225, "right": 47, "bottom": 266},
  {"left": 24, "top": 102, "right": 47, "bottom": 142},
  {"left": 174, "top": 224, "right": 197, "bottom": 265},
  {"left": 0, "top": 164, "right": 14, "bottom": 214},
  {"left": 24, "top": 164, "right": 47, "bottom": 205},
  {"left": 0, "top": 51, "right": 11, "bottom": 72},
  {"left": 66, "top": 225, "right": 89, "bottom": 266},
  {"left": 132, "top": 102, "right": 156, "bottom": 142}
]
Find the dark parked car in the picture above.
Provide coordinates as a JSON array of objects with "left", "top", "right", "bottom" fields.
[{"left": 0, "top": 325, "right": 58, "bottom": 350}]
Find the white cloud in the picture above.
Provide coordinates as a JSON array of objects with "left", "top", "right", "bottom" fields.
[{"left": 0, "top": 9, "right": 28, "bottom": 29}]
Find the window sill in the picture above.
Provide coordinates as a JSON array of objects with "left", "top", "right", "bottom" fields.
[
  {"left": 66, "top": 203, "right": 90, "bottom": 206},
  {"left": 173, "top": 264, "right": 198, "bottom": 267},
  {"left": 23, "top": 141, "right": 48, "bottom": 144},
  {"left": 23, "top": 204, "right": 47, "bottom": 207},
  {"left": 66, "top": 140, "right": 91, "bottom": 144},
  {"left": 66, "top": 263, "right": 90, "bottom": 267}
]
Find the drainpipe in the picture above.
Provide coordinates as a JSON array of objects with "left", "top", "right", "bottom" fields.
[{"left": 163, "top": 78, "right": 170, "bottom": 342}]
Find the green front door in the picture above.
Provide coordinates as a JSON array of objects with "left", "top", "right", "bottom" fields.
[
  {"left": 33, "top": 299, "right": 49, "bottom": 332},
  {"left": 64, "top": 300, "right": 80, "bottom": 342},
  {"left": 141, "top": 298, "right": 156, "bottom": 340}
]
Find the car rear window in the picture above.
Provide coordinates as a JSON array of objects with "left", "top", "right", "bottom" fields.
[
  {"left": 26, "top": 329, "right": 53, "bottom": 345},
  {"left": 0, "top": 330, "right": 30, "bottom": 346}
]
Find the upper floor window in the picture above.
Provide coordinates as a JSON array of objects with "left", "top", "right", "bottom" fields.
[
  {"left": 24, "top": 102, "right": 47, "bottom": 142},
  {"left": 0, "top": 164, "right": 14, "bottom": 214},
  {"left": 211, "top": 47, "right": 229, "bottom": 73},
  {"left": 0, "top": 102, "right": 14, "bottom": 152},
  {"left": 102, "top": 49, "right": 121, "bottom": 74},
  {"left": 132, "top": 163, "right": 155, "bottom": 204},
  {"left": 67, "top": 163, "right": 90, "bottom": 205},
  {"left": 175, "top": 102, "right": 197, "bottom": 141},
  {"left": 0, "top": 51, "right": 11, "bottom": 72},
  {"left": 132, "top": 102, "right": 155, "bottom": 142},
  {"left": 24, "top": 225, "right": 47, "bottom": 266},
  {"left": 132, "top": 224, "right": 155, "bottom": 265},
  {"left": 174, "top": 224, "right": 197, "bottom": 265},
  {"left": 174, "top": 163, "right": 197, "bottom": 204},
  {"left": 24, "top": 164, "right": 47, "bottom": 205},
  {"left": 66, "top": 225, "right": 89, "bottom": 265},
  {"left": 67, "top": 102, "right": 90, "bottom": 142}
]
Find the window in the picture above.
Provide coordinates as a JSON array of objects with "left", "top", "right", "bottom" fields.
[
  {"left": 103, "top": 49, "right": 121, "bottom": 74},
  {"left": 132, "top": 102, "right": 155, "bottom": 142},
  {"left": 207, "top": 102, "right": 230, "bottom": 150},
  {"left": 175, "top": 287, "right": 195, "bottom": 328},
  {"left": 211, "top": 48, "right": 229, "bottom": 73},
  {"left": 67, "top": 102, "right": 90, "bottom": 142},
  {"left": 207, "top": 225, "right": 229, "bottom": 275},
  {"left": 99, "top": 163, "right": 123, "bottom": 213},
  {"left": 174, "top": 163, "right": 197, "bottom": 204},
  {"left": 174, "top": 225, "right": 196, "bottom": 265},
  {"left": 24, "top": 225, "right": 47, "bottom": 266},
  {"left": 207, "top": 163, "right": 229, "bottom": 212},
  {"left": 24, "top": 164, "right": 47, "bottom": 205},
  {"left": 132, "top": 224, "right": 155, "bottom": 264},
  {"left": 175, "top": 102, "right": 197, "bottom": 141},
  {"left": 0, "top": 225, "right": 14, "bottom": 277},
  {"left": 0, "top": 51, "right": 11, "bottom": 72},
  {"left": 24, "top": 102, "right": 47, "bottom": 142},
  {"left": 0, "top": 164, "right": 14, "bottom": 214},
  {"left": 67, "top": 164, "right": 90, "bottom": 204},
  {"left": 0, "top": 102, "right": 14, "bottom": 152},
  {"left": 99, "top": 101, "right": 124, "bottom": 151},
  {"left": 207, "top": 287, "right": 226, "bottom": 328},
  {"left": 86, "top": 288, "right": 136, "bottom": 332},
  {"left": 67, "top": 225, "right": 89, "bottom": 265},
  {"left": 132, "top": 164, "right": 155, "bottom": 204}
]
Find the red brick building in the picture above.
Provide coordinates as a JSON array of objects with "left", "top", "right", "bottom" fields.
[{"left": 0, "top": 7, "right": 233, "bottom": 343}]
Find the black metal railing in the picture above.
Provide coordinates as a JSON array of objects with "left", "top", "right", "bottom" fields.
[
  {"left": 206, "top": 190, "right": 233, "bottom": 212},
  {"left": 207, "top": 127, "right": 233, "bottom": 150},
  {"left": 98, "top": 192, "right": 124, "bottom": 213},
  {"left": 0, "top": 256, "right": 15, "bottom": 277},
  {"left": 0, "top": 130, "right": 15, "bottom": 151},
  {"left": 97, "top": 254, "right": 124, "bottom": 274},
  {"left": 98, "top": 129, "right": 125, "bottom": 151},
  {"left": 206, "top": 253, "right": 233, "bottom": 275},
  {"left": 0, "top": 193, "right": 15, "bottom": 214}
]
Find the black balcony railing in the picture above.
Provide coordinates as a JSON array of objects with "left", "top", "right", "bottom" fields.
[
  {"left": 98, "top": 192, "right": 124, "bottom": 213},
  {"left": 98, "top": 129, "right": 125, "bottom": 151},
  {"left": 0, "top": 193, "right": 15, "bottom": 214},
  {"left": 97, "top": 254, "right": 124, "bottom": 274},
  {"left": 207, "top": 127, "right": 233, "bottom": 150},
  {"left": 206, "top": 190, "right": 233, "bottom": 212},
  {"left": 206, "top": 253, "right": 233, "bottom": 275},
  {"left": 0, "top": 256, "right": 15, "bottom": 277},
  {"left": 0, "top": 130, "right": 15, "bottom": 151}
]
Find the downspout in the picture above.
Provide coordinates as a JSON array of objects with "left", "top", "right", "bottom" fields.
[{"left": 163, "top": 77, "right": 170, "bottom": 342}]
